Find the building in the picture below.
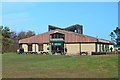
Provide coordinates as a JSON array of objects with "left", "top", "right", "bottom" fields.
[{"left": 19, "top": 24, "right": 114, "bottom": 55}]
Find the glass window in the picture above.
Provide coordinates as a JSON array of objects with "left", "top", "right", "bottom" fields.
[
  {"left": 28, "top": 44, "right": 32, "bottom": 51},
  {"left": 39, "top": 44, "right": 43, "bottom": 51},
  {"left": 51, "top": 33, "right": 64, "bottom": 39}
]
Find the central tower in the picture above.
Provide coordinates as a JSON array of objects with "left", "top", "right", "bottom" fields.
[{"left": 48, "top": 24, "right": 83, "bottom": 34}]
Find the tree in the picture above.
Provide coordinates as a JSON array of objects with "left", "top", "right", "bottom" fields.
[
  {"left": 1, "top": 26, "right": 36, "bottom": 53},
  {"left": 0, "top": 26, "right": 2, "bottom": 41},
  {"left": 110, "top": 27, "right": 120, "bottom": 45},
  {"left": 18, "top": 31, "right": 26, "bottom": 40},
  {"left": 10, "top": 31, "right": 18, "bottom": 43},
  {"left": 114, "top": 27, "right": 120, "bottom": 45},
  {"left": 18, "top": 30, "right": 35, "bottom": 40},
  {"left": 110, "top": 32, "right": 116, "bottom": 43},
  {"left": 0, "top": 26, "right": 2, "bottom": 53},
  {"left": 26, "top": 30, "right": 35, "bottom": 38},
  {"left": 2, "top": 26, "right": 13, "bottom": 45},
  {"left": 2, "top": 26, "right": 13, "bottom": 52}
]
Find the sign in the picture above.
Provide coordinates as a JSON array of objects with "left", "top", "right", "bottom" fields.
[{"left": 54, "top": 43, "right": 61, "bottom": 46}]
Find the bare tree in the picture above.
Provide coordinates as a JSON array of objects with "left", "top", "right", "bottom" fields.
[{"left": 26, "top": 30, "right": 35, "bottom": 38}]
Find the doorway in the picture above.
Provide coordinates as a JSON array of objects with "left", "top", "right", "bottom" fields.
[{"left": 51, "top": 42, "right": 64, "bottom": 54}]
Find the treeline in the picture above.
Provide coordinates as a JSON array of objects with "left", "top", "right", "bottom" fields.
[{"left": 0, "top": 26, "right": 35, "bottom": 53}]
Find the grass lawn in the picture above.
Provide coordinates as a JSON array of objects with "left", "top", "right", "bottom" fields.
[{"left": 2, "top": 53, "right": 118, "bottom": 78}]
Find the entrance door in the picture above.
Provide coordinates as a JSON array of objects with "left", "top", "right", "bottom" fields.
[
  {"left": 51, "top": 42, "right": 64, "bottom": 54},
  {"left": 50, "top": 33, "right": 65, "bottom": 54}
]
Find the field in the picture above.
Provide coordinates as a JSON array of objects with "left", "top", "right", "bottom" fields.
[{"left": 2, "top": 53, "right": 118, "bottom": 78}]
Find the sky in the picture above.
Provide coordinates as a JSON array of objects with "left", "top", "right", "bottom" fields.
[{"left": 1, "top": 2, "right": 118, "bottom": 40}]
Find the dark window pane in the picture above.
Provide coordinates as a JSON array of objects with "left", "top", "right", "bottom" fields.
[
  {"left": 51, "top": 33, "right": 65, "bottom": 39},
  {"left": 28, "top": 44, "right": 32, "bottom": 51},
  {"left": 39, "top": 44, "right": 43, "bottom": 51}
]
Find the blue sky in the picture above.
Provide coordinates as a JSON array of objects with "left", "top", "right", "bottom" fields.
[{"left": 2, "top": 2, "right": 118, "bottom": 40}]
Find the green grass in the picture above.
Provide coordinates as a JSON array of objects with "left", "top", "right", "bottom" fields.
[{"left": 2, "top": 53, "right": 118, "bottom": 78}]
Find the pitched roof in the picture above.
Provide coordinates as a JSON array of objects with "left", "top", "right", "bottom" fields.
[{"left": 19, "top": 29, "right": 113, "bottom": 44}]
